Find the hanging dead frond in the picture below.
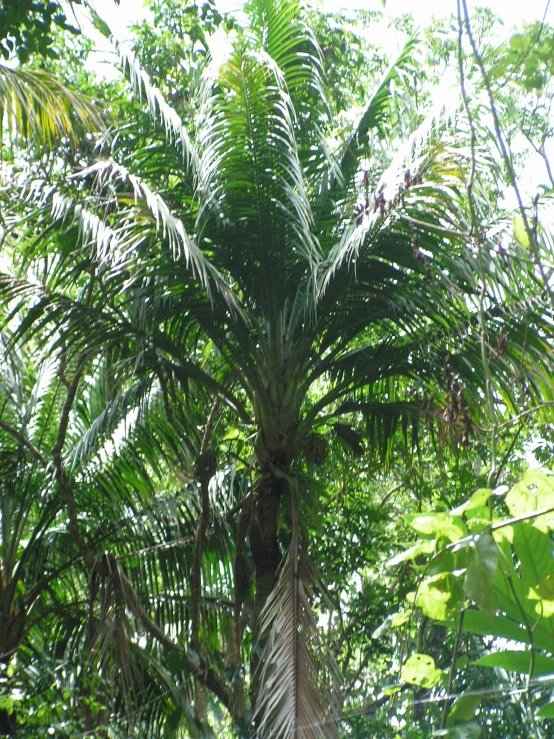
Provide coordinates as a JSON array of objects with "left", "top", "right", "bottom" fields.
[{"left": 253, "top": 481, "right": 341, "bottom": 738}]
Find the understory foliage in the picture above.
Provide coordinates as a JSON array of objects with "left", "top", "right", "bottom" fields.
[{"left": 1, "top": 0, "right": 554, "bottom": 737}]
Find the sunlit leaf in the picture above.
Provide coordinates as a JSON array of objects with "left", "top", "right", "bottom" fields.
[
  {"left": 406, "top": 513, "right": 468, "bottom": 542},
  {"left": 401, "top": 654, "right": 443, "bottom": 688}
]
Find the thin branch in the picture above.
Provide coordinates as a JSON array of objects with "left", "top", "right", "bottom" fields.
[
  {"left": 440, "top": 611, "right": 465, "bottom": 729},
  {"left": 460, "top": 0, "right": 554, "bottom": 308},
  {"left": 190, "top": 398, "right": 220, "bottom": 726},
  {"left": 50, "top": 352, "right": 95, "bottom": 569},
  {"left": 0, "top": 418, "right": 49, "bottom": 467}
]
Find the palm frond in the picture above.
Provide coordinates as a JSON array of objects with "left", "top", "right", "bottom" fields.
[
  {"left": 0, "top": 63, "right": 105, "bottom": 147},
  {"left": 196, "top": 40, "right": 321, "bottom": 319},
  {"left": 87, "top": 6, "right": 196, "bottom": 168},
  {"left": 327, "top": 37, "right": 418, "bottom": 198}
]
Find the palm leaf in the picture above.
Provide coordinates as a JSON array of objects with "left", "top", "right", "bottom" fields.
[
  {"left": 0, "top": 63, "right": 104, "bottom": 147},
  {"left": 87, "top": 5, "right": 196, "bottom": 168}
]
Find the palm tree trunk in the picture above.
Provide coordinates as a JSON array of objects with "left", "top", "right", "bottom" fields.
[
  {"left": 248, "top": 473, "right": 285, "bottom": 705},
  {"left": 0, "top": 614, "right": 22, "bottom": 736}
]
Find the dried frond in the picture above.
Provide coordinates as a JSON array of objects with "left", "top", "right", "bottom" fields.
[{"left": 253, "top": 545, "right": 341, "bottom": 738}]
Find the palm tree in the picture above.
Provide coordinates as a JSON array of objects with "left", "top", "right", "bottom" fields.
[{"left": 1, "top": 0, "right": 553, "bottom": 735}]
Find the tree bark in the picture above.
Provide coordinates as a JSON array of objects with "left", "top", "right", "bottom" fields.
[
  {"left": 248, "top": 472, "right": 284, "bottom": 706},
  {"left": 0, "top": 597, "right": 25, "bottom": 736}
]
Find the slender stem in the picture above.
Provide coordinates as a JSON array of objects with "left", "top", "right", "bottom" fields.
[
  {"left": 460, "top": 0, "right": 554, "bottom": 309},
  {"left": 190, "top": 398, "right": 220, "bottom": 727},
  {"left": 51, "top": 353, "right": 96, "bottom": 569},
  {"left": 457, "top": 0, "right": 497, "bottom": 489},
  {"left": 440, "top": 611, "right": 465, "bottom": 729}
]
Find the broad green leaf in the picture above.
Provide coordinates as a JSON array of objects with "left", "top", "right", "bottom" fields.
[
  {"left": 529, "top": 571, "right": 554, "bottom": 600},
  {"left": 223, "top": 427, "right": 245, "bottom": 440},
  {"left": 446, "top": 694, "right": 481, "bottom": 727},
  {"left": 401, "top": 654, "right": 443, "bottom": 688},
  {"left": 505, "top": 469, "right": 554, "bottom": 531},
  {"left": 462, "top": 611, "right": 529, "bottom": 645},
  {"left": 475, "top": 650, "right": 554, "bottom": 676},
  {"left": 464, "top": 530, "right": 498, "bottom": 615},
  {"left": 452, "top": 488, "right": 492, "bottom": 516},
  {"left": 391, "top": 611, "right": 411, "bottom": 627},
  {"left": 417, "top": 573, "right": 463, "bottom": 621},
  {"left": 529, "top": 572, "right": 554, "bottom": 617},
  {"left": 387, "top": 539, "right": 435, "bottom": 567},
  {"left": 537, "top": 702, "right": 554, "bottom": 718},
  {"left": 465, "top": 506, "right": 491, "bottom": 530},
  {"left": 406, "top": 513, "right": 468, "bottom": 542},
  {"left": 428, "top": 547, "right": 471, "bottom": 577},
  {"left": 469, "top": 488, "right": 493, "bottom": 508},
  {"left": 512, "top": 523, "right": 554, "bottom": 593}
]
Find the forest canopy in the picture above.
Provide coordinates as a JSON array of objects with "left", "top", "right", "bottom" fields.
[{"left": 1, "top": 0, "right": 554, "bottom": 737}]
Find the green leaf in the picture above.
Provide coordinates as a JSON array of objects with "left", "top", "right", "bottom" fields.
[
  {"left": 464, "top": 530, "right": 498, "bottom": 616},
  {"left": 453, "top": 488, "right": 492, "bottom": 516},
  {"left": 446, "top": 694, "right": 481, "bottom": 728},
  {"left": 462, "top": 611, "right": 529, "bottom": 645},
  {"left": 512, "top": 523, "right": 554, "bottom": 593},
  {"left": 537, "top": 702, "right": 554, "bottom": 718},
  {"left": 387, "top": 540, "right": 436, "bottom": 566},
  {"left": 401, "top": 654, "right": 443, "bottom": 688},
  {"left": 512, "top": 215, "right": 530, "bottom": 248},
  {"left": 475, "top": 650, "right": 554, "bottom": 676},
  {"left": 505, "top": 469, "right": 554, "bottom": 530},
  {"left": 417, "top": 573, "right": 463, "bottom": 621},
  {"left": 391, "top": 611, "right": 411, "bottom": 627},
  {"left": 528, "top": 571, "right": 554, "bottom": 617},
  {"left": 0, "top": 697, "right": 14, "bottom": 715},
  {"left": 406, "top": 513, "right": 468, "bottom": 542},
  {"left": 223, "top": 427, "right": 245, "bottom": 440}
]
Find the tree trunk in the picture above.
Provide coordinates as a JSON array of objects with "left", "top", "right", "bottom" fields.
[
  {"left": 0, "top": 599, "right": 24, "bottom": 736},
  {"left": 248, "top": 473, "right": 284, "bottom": 706}
]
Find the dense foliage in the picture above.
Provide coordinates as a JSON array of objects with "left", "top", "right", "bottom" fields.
[
  {"left": 0, "top": 0, "right": 88, "bottom": 62},
  {"left": 1, "top": 1, "right": 554, "bottom": 737}
]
